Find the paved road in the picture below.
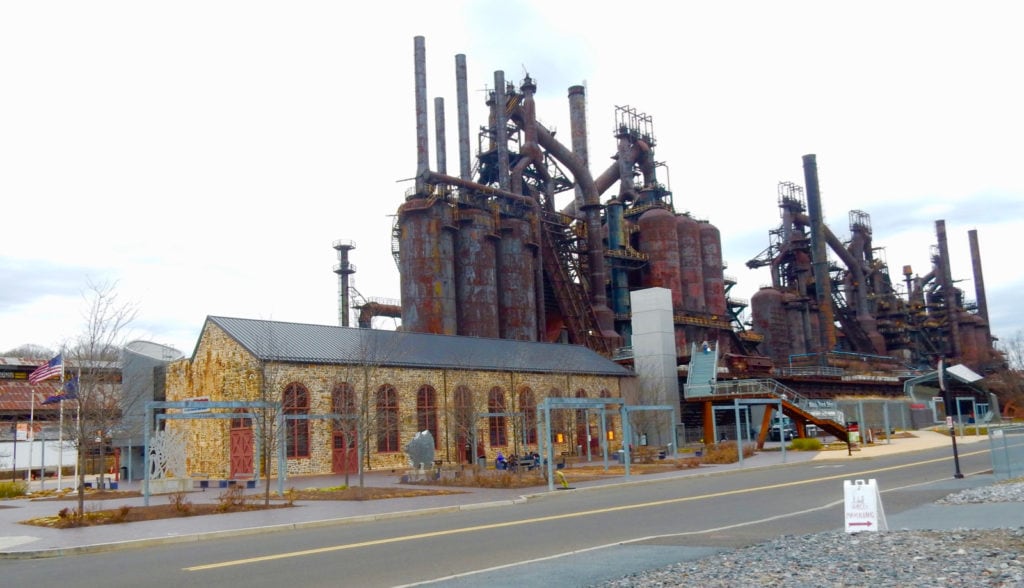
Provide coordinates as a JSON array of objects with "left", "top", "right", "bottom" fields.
[{"left": 0, "top": 430, "right": 1014, "bottom": 588}]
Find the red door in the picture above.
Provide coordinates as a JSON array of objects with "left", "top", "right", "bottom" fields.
[
  {"left": 332, "top": 432, "right": 357, "bottom": 474},
  {"left": 230, "top": 416, "right": 254, "bottom": 478}
]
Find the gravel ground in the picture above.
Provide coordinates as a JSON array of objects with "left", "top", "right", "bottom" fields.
[{"left": 596, "top": 480, "right": 1024, "bottom": 587}]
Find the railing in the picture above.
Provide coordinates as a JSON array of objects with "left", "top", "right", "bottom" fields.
[
  {"left": 775, "top": 366, "right": 844, "bottom": 378},
  {"left": 709, "top": 378, "right": 846, "bottom": 431}
]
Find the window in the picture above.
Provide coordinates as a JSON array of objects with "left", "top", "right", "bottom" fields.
[
  {"left": 376, "top": 385, "right": 399, "bottom": 453},
  {"left": 488, "top": 387, "right": 507, "bottom": 446},
  {"left": 575, "top": 389, "right": 589, "bottom": 449},
  {"left": 416, "top": 385, "right": 439, "bottom": 448},
  {"left": 283, "top": 383, "right": 310, "bottom": 459},
  {"left": 518, "top": 387, "right": 537, "bottom": 445},
  {"left": 454, "top": 386, "right": 473, "bottom": 461}
]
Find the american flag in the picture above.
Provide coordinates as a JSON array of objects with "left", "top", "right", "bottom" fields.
[{"left": 29, "top": 354, "right": 63, "bottom": 384}]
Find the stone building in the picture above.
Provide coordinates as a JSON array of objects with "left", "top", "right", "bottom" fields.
[{"left": 165, "top": 316, "right": 634, "bottom": 479}]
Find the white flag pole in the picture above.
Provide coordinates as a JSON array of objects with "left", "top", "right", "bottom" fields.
[
  {"left": 27, "top": 391, "right": 34, "bottom": 485},
  {"left": 57, "top": 399, "right": 64, "bottom": 491},
  {"left": 73, "top": 388, "right": 81, "bottom": 486}
]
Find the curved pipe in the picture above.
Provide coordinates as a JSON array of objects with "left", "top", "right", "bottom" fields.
[{"left": 509, "top": 78, "right": 550, "bottom": 196}]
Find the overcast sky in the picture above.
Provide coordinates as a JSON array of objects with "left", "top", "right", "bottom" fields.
[{"left": 2, "top": 1, "right": 1021, "bottom": 357}]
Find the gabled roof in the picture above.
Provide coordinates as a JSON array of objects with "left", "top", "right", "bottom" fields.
[{"left": 204, "top": 316, "right": 633, "bottom": 377}]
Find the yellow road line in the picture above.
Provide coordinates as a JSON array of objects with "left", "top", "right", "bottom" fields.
[{"left": 186, "top": 447, "right": 988, "bottom": 572}]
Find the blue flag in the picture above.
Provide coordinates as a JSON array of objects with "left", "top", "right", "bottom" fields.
[{"left": 42, "top": 376, "right": 78, "bottom": 404}]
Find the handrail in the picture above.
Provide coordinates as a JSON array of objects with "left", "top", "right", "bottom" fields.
[{"left": 709, "top": 378, "right": 847, "bottom": 436}]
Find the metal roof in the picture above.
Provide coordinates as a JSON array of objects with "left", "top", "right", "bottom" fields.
[{"left": 206, "top": 316, "right": 633, "bottom": 377}]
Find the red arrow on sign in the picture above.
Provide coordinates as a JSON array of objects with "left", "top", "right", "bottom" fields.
[{"left": 848, "top": 521, "right": 874, "bottom": 527}]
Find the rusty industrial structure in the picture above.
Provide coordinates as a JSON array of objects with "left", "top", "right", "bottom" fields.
[
  {"left": 394, "top": 37, "right": 742, "bottom": 362},
  {"left": 746, "top": 156, "right": 998, "bottom": 375},
  {"left": 339, "top": 37, "right": 1002, "bottom": 446}
]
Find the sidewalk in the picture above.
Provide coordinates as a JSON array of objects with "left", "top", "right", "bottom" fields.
[{"left": 0, "top": 430, "right": 1002, "bottom": 558}]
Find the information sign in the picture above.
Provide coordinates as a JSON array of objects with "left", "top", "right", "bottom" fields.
[{"left": 844, "top": 478, "right": 887, "bottom": 533}]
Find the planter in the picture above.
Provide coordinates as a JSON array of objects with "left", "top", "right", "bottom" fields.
[{"left": 149, "top": 478, "right": 190, "bottom": 494}]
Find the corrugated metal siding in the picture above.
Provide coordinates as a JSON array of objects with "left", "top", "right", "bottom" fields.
[{"left": 208, "top": 316, "right": 632, "bottom": 377}]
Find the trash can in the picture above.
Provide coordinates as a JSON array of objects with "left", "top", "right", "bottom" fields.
[
  {"left": 847, "top": 421, "right": 860, "bottom": 444},
  {"left": 477, "top": 457, "right": 486, "bottom": 468}
]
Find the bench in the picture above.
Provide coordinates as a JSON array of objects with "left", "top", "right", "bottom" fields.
[{"left": 509, "top": 457, "right": 538, "bottom": 472}]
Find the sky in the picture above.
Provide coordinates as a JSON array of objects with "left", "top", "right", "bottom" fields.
[{"left": 2, "top": 1, "right": 1022, "bottom": 358}]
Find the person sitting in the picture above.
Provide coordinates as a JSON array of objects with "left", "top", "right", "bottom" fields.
[{"left": 495, "top": 451, "right": 506, "bottom": 470}]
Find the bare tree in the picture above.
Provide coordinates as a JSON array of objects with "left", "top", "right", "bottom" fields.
[
  {"left": 2, "top": 344, "right": 56, "bottom": 359},
  {"left": 65, "top": 279, "right": 137, "bottom": 515},
  {"left": 247, "top": 322, "right": 286, "bottom": 506},
  {"left": 332, "top": 330, "right": 408, "bottom": 487},
  {"left": 987, "top": 330, "right": 1024, "bottom": 417}
]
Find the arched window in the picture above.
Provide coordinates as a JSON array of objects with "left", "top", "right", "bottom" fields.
[
  {"left": 488, "top": 387, "right": 507, "bottom": 447},
  {"left": 416, "top": 385, "right": 439, "bottom": 448},
  {"left": 376, "top": 384, "right": 399, "bottom": 453},
  {"left": 575, "top": 389, "right": 589, "bottom": 450},
  {"left": 283, "top": 383, "right": 310, "bottom": 459},
  {"left": 331, "top": 382, "right": 357, "bottom": 441},
  {"left": 454, "top": 386, "right": 474, "bottom": 462},
  {"left": 518, "top": 387, "right": 537, "bottom": 445}
]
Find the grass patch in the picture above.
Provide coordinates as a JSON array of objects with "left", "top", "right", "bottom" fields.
[{"left": 790, "top": 437, "right": 823, "bottom": 451}]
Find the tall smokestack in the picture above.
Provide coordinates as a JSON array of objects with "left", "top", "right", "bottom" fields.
[
  {"left": 968, "top": 229, "right": 989, "bottom": 325},
  {"left": 414, "top": 36, "right": 430, "bottom": 195},
  {"left": 494, "top": 70, "right": 510, "bottom": 191},
  {"left": 434, "top": 97, "right": 447, "bottom": 175},
  {"left": 935, "top": 220, "right": 961, "bottom": 359},
  {"left": 802, "top": 154, "right": 836, "bottom": 357},
  {"left": 455, "top": 54, "right": 471, "bottom": 181}
]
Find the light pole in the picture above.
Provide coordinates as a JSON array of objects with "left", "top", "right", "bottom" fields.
[{"left": 938, "top": 359, "right": 964, "bottom": 479}]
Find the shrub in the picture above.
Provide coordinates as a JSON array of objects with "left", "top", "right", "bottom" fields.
[
  {"left": 791, "top": 437, "right": 823, "bottom": 451},
  {"left": 168, "top": 491, "right": 193, "bottom": 515},
  {"left": 701, "top": 441, "right": 756, "bottom": 464},
  {"left": 673, "top": 457, "right": 702, "bottom": 469},
  {"left": 111, "top": 505, "right": 133, "bottom": 523},
  {"left": 216, "top": 485, "right": 250, "bottom": 512},
  {"left": 0, "top": 480, "right": 28, "bottom": 499}
]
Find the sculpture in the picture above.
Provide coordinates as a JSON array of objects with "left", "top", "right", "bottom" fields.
[{"left": 404, "top": 430, "right": 435, "bottom": 470}]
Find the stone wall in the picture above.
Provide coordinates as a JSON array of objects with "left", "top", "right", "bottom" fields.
[{"left": 164, "top": 322, "right": 629, "bottom": 478}]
